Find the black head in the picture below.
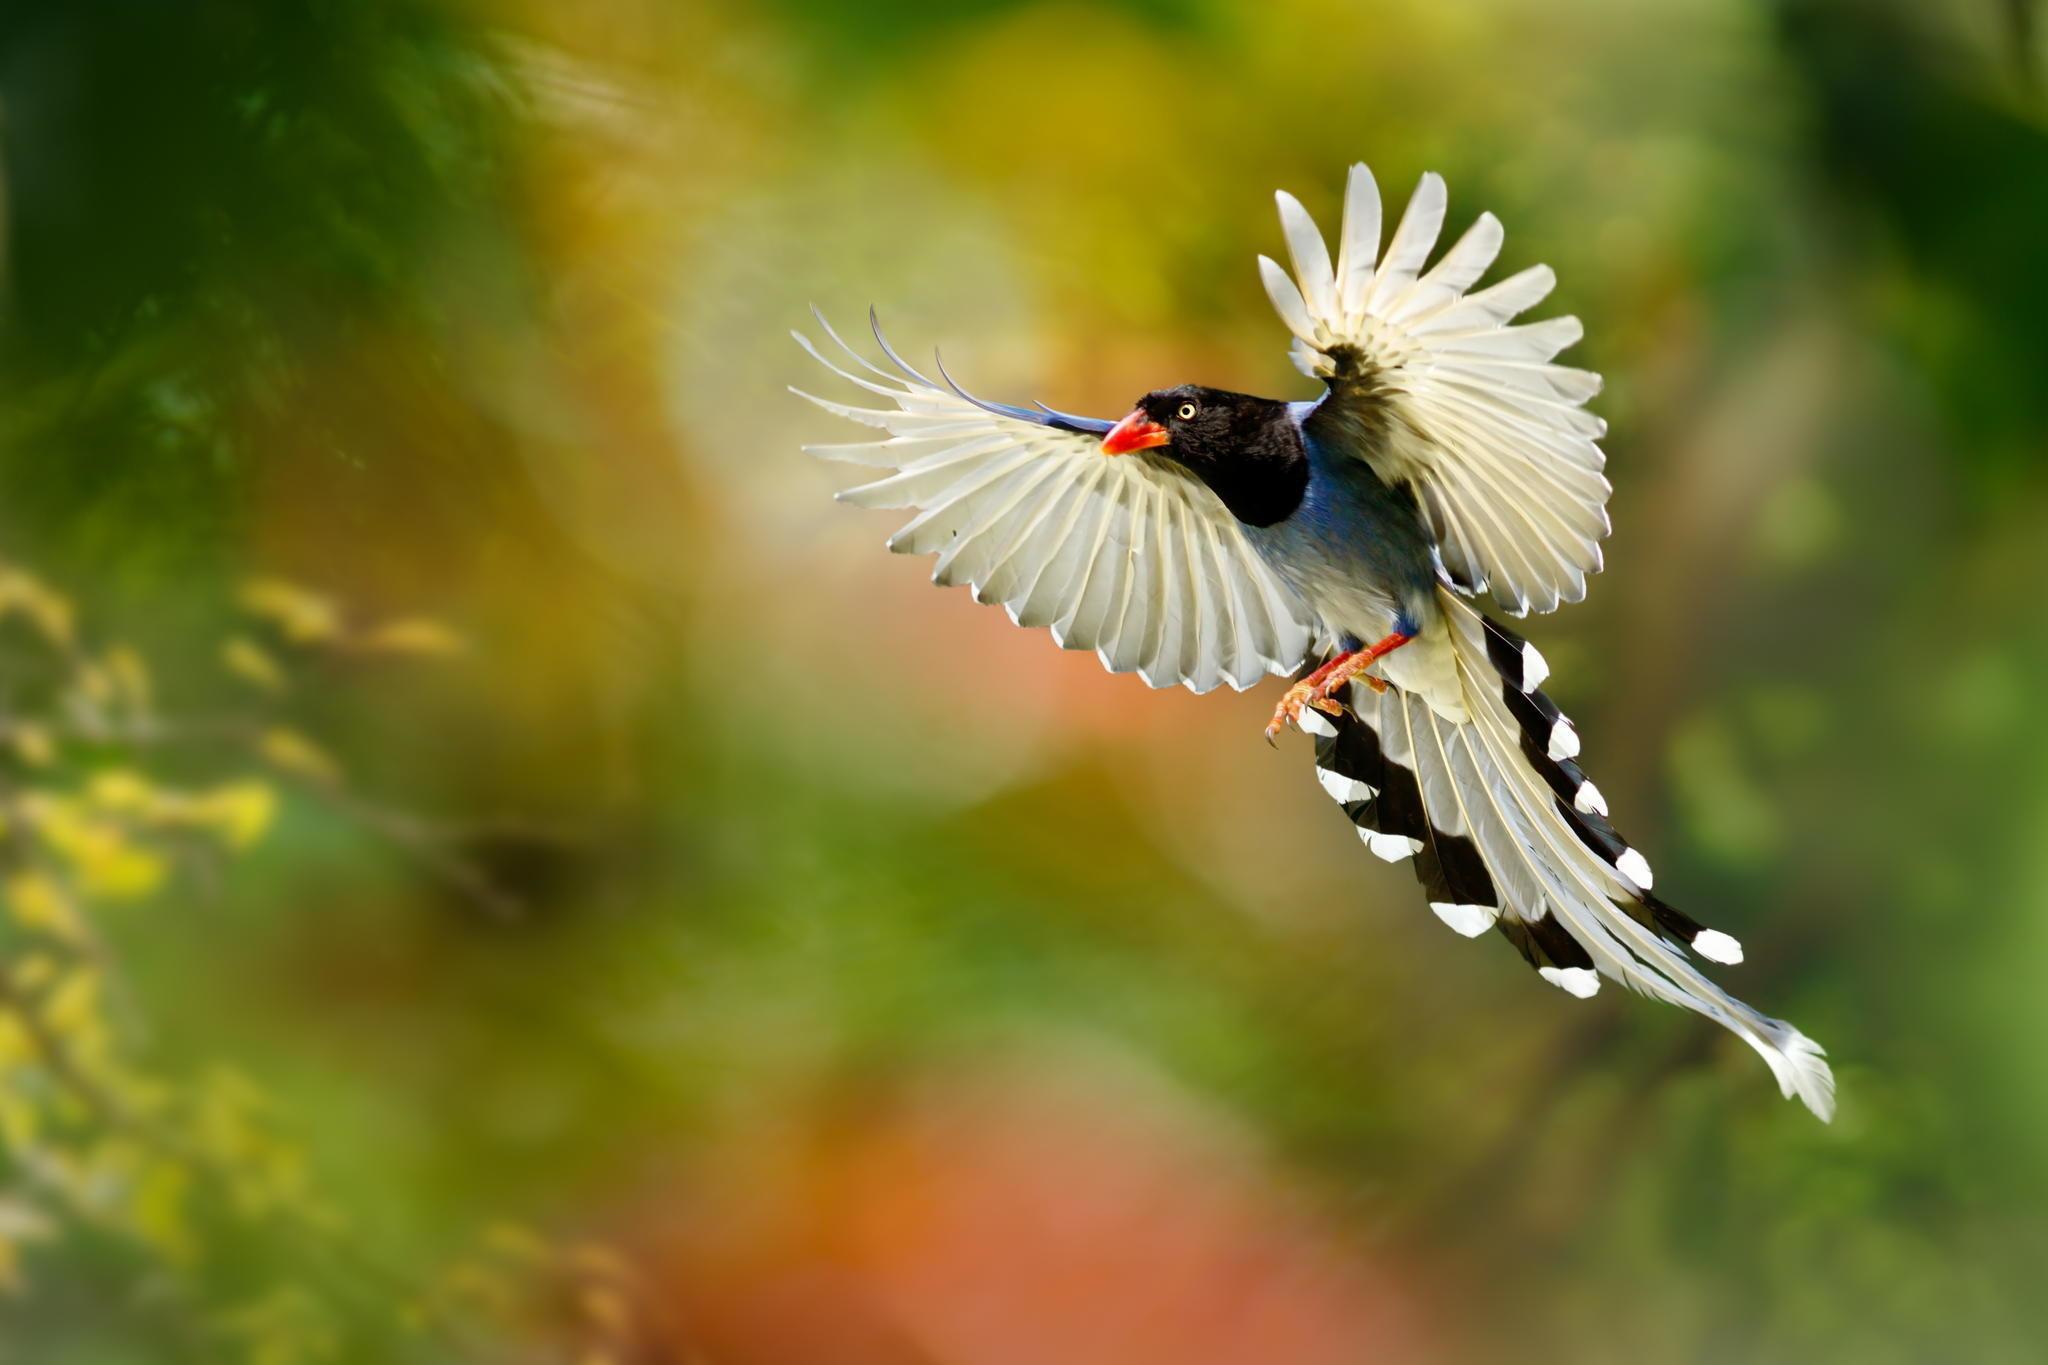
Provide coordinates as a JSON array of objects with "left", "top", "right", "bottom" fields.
[{"left": 1100, "top": 384, "right": 1306, "bottom": 527}]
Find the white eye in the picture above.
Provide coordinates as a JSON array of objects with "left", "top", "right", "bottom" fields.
[{"left": 1176, "top": 402, "right": 1198, "bottom": 420}]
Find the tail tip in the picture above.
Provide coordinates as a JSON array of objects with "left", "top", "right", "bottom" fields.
[
  {"left": 1615, "top": 847, "right": 1655, "bottom": 891},
  {"left": 1771, "top": 1027, "right": 1837, "bottom": 1123},
  {"left": 1538, "top": 965, "right": 1601, "bottom": 999},
  {"left": 1692, "top": 929, "right": 1744, "bottom": 965}
]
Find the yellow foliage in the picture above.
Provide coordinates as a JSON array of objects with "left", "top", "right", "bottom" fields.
[
  {"left": 191, "top": 1068, "right": 266, "bottom": 1166},
  {"left": 43, "top": 967, "right": 103, "bottom": 1039},
  {"left": 356, "top": 617, "right": 465, "bottom": 656},
  {"left": 259, "top": 729, "right": 342, "bottom": 786},
  {"left": 85, "top": 841, "right": 164, "bottom": 899},
  {"left": 12, "top": 953, "right": 58, "bottom": 994},
  {"left": 188, "top": 782, "right": 279, "bottom": 849},
  {"left": 131, "top": 1157, "right": 197, "bottom": 1265},
  {"left": 6, "top": 872, "right": 84, "bottom": 945},
  {"left": 0, "top": 1087, "right": 36, "bottom": 1150},
  {"left": 0, "top": 1014, "right": 36, "bottom": 1149},
  {"left": 105, "top": 645, "right": 153, "bottom": 711},
  {"left": 186, "top": 1068, "right": 326, "bottom": 1225},
  {"left": 238, "top": 579, "right": 342, "bottom": 645},
  {"left": 0, "top": 1014, "right": 29, "bottom": 1068},
  {"left": 223, "top": 637, "right": 289, "bottom": 693},
  {"left": 483, "top": 1221, "right": 550, "bottom": 1261},
  {"left": 217, "top": 1287, "right": 340, "bottom": 1365},
  {"left": 21, "top": 796, "right": 167, "bottom": 900},
  {"left": 73, "top": 660, "right": 114, "bottom": 705},
  {"left": 0, "top": 556, "right": 471, "bottom": 1346},
  {"left": 87, "top": 769, "right": 155, "bottom": 813},
  {"left": 439, "top": 1260, "right": 516, "bottom": 1314},
  {"left": 0, "top": 1199, "right": 55, "bottom": 1296},
  {"left": 73, "top": 771, "right": 277, "bottom": 851},
  {"left": 577, "top": 1284, "right": 631, "bottom": 1337},
  {"left": 11, "top": 724, "right": 56, "bottom": 768},
  {"left": 0, "top": 569, "right": 76, "bottom": 648},
  {"left": 568, "top": 1241, "right": 634, "bottom": 1281}
]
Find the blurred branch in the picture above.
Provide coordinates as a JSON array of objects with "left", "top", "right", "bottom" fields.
[
  {"left": 315, "top": 788, "right": 531, "bottom": 923},
  {"left": 0, "top": 560, "right": 618, "bottom": 1361}
]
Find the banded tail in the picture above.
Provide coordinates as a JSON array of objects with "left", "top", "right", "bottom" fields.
[{"left": 1301, "top": 588, "right": 1834, "bottom": 1120}]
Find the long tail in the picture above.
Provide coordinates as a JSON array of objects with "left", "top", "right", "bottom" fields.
[{"left": 1299, "top": 588, "right": 1835, "bottom": 1121}]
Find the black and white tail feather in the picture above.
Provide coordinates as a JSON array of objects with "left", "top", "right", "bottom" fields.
[
  {"left": 1268, "top": 164, "right": 1831, "bottom": 1121},
  {"left": 1304, "top": 589, "right": 1834, "bottom": 1121}
]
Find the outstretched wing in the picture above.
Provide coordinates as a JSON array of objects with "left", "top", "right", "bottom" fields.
[
  {"left": 795, "top": 311, "right": 1317, "bottom": 692},
  {"left": 1262, "top": 165, "right": 1611, "bottom": 616}
]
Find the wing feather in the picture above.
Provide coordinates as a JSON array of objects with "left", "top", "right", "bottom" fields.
[
  {"left": 1270, "top": 165, "right": 1612, "bottom": 614},
  {"left": 802, "top": 316, "right": 1316, "bottom": 691},
  {"left": 1177, "top": 498, "right": 1225, "bottom": 693},
  {"left": 1016, "top": 465, "right": 1109, "bottom": 629},
  {"left": 1105, "top": 482, "right": 1162, "bottom": 676},
  {"left": 1336, "top": 162, "right": 1384, "bottom": 321},
  {"left": 1275, "top": 192, "right": 1341, "bottom": 326},
  {"left": 1366, "top": 171, "right": 1447, "bottom": 311}
]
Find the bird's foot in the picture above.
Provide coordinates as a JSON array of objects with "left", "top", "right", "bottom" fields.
[
  {"left": 1263, "top": 670, "right": 1384, "bottom": 744},
  {"left": 1264, "top": 633, "right": 1414, "bottom": 744},
  {"left": 1264, "top": 679, "right": 1341, "bottom": 744}
]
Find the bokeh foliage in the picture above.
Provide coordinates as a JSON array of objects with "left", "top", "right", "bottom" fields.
[{"left": 2, "top": 0, "right": 2047, "bottom": 1361}]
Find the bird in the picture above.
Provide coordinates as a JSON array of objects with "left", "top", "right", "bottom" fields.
[{"left": 793, "top": 163, "right": 1834, "bottom": 1121}]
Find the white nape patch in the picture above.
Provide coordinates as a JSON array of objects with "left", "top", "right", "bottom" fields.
[
  {"left": 1362, "top": 830, "right": 1424, "bottom": 863},
  {"left": 1296, "top": 707, "right": 1338, "bottom": 738},
  {"left": 1548, "top": 718, "right": 1579, "bottom": 761},
  {"left": 1430, "top": 901, "right": 1498, "bottom": 938},
  {"left": 1615, "top": 847, "right": 1655, "bottom": 890},
  {"left": 1538, "top": 966, "right": 1601, "bottom": 999},
  {"left": 1521, "top": 642, "right": 1549, "bottom": 692},
  {"left": 1693, "top": 929, "right": 1745, "bottom": 965},
  {"left": 1573, "top": 781, "right": 1608, "bottom": 818},
  {"left": 1316, "top": 768, "right": 1376, "bottom": 804}
]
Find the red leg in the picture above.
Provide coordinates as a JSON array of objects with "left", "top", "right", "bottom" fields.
[
  {"left": 1297, "top": 648, "right": 1358, "bottom": 692},
  {"left": 1319, "top": 631, "right": 1413, "bottom": 697}
]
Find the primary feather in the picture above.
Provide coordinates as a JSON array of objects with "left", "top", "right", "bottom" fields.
[
  {"left": 1274, "top": 166, "right": 1612, "bottom": 616},
  {"left": 793, "top": 315, "right": 1316, "bottom": 692}
]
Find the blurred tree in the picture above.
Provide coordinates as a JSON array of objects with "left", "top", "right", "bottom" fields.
[
  {"left": 0, "top": 561, "right": 656, "bottom": 1363},
  {"left": 1781, "top": 0, "right": 2048, "bottom": 487},
  {"left": 0, "top": 0, "right": 533, "bottom": 574}
]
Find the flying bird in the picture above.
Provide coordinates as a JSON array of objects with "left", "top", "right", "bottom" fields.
[{"left": 795, "top": 164, "right": 1834, "bottom": 1121}]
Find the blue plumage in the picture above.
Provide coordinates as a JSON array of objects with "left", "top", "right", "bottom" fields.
[{"left": 1243, "top": 406, "right": 1439, "bottom": 649}]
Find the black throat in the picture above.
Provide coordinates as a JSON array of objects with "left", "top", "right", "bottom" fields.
[{"left": 1166, "top": 399, "right": 1308, "bottom": 528}]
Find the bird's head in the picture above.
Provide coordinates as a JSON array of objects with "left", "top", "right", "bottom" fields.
[
  {"left": 1100, "top": 385, "right": 1247, "bottom": 461},
  {"left": 1099, "top": 384, "right": 1306, "bottom": 527}
]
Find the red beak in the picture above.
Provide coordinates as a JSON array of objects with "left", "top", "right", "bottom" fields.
[{"left": 1101, "top": 409, "right": 1170, "bottom": 456}]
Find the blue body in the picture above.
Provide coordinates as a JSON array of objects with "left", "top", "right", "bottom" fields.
[{"left": 1243, "top": 404, "right": 1440, "bottom": 647}]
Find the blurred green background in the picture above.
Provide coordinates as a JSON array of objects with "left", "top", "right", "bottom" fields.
[{"left": 1, "top": 0, "right": 2046, "bottom": 1361}]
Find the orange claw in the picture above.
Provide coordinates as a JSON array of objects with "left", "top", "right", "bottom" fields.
[
  {"left": 1263, "top": 632, "right": 1412, "bottom": 744},
  {"left": 1264, "top": 676, "right": 1327, "bottom": 744}
]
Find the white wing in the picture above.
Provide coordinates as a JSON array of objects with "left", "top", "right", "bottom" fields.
[
  {"left": 1263, "top": 165, "right": 1612, "bottom": 616},
  {"left": 795, "top": 312, "right": 1316, "bottom": 692}
]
